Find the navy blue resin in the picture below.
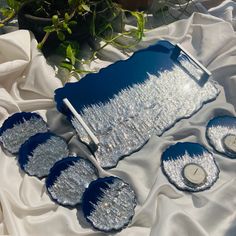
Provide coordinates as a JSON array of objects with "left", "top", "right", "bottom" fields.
[
  {"left": 0, "top": 112, "right": 46, "bottom": 135},
  {"left": 54, "top": 40, "right": 198, "bottom": 116},
  {"left": 18, "top": 132, "right": 65, "bottom": 173},
  {"left": 46, "top": 156, "right": 82, "bottom": 189},
  {"left": 161, "top": 142, "right": 209, "bottom": 162},
  {"left": 82, "top": 176, "right": 136, "bottom": 232},
  {"left": 82, "top": 176, "right": 118, "bottom": 217},
  {"left": 53, "top": 40, "right": 219, "bottom": 169},
  {"left": 207, "top": 116, "right": 236, "bottom": 129}
]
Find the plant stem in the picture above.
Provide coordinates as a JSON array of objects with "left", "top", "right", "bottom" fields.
[
  {"left": 0, "top": 11, "right": 16, "bottom": 26},
  {"left": 38, "top": 7, "right": 76, "bottom": 48},
  {"left": 38, "top": 31, "right": 50, "bottom": 49}
]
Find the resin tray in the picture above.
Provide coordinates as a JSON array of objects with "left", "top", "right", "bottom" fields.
[{"left": 55, "top": 40, "right": 220, "bottom": 168}]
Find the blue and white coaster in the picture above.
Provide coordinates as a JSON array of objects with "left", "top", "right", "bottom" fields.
[
  {"left": 46, "top": 157, "right": 98, "bottom": 207},
  {"left": 161, "top": 142, "right": 219, "bottom": 192},
  {"left": 0, "top": 112, "right": 48, "bottom": 154},
  {"left": 82, "top": 176, "right": 136, "bottom": 232},
  {"left": 206, "top": 116, "right": 236, "bottom": 158},
  {"left": 18, "top": 132, "right": 69, "bottom": 178}
]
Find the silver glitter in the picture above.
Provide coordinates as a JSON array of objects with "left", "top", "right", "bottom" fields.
[
  {"left": 207, "top": 125, "right": 236, "bottom": 156},
  {"left": 163, "top": 152, "right": 219, "bottom": 192},
  {"left": 0, "top": 117, "right": 48, "bottom": 154},
  {"left": 48, "top": 159, "right": 98, "bottom": 206},
  {"left": 87, "top": 179, "right": 136, "bottom": 231},
  {"left": 24, "top": 136, "right": 69, "bottom": 178},
  {"left": 72, "top": 59, "right": 219, "bottom": 168}
]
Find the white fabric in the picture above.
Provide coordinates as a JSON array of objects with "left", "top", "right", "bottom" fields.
[
  {"left": 0, "top": 1, "right": 236, "bottom": 236},
  {"left": 203, "top": 0, "right": 236, "bottom": 29}
]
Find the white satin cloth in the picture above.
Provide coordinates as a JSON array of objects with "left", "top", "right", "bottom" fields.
[{"left": 0, "top": 1, "right": 236, "bottom": 236}]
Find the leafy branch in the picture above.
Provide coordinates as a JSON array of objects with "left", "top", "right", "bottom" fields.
[{"left": 0, "top": 0, "right": 145, "bottom": 79}]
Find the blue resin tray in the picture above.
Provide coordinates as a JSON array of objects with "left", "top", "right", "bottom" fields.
[{"left": 55, "top": 40, "right": 220, "bottom": 168}]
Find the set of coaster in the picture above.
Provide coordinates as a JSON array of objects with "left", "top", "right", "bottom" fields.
[
  {"left": 0, "top": 112, "right": 136, "bottom": 232},
  {"left": 161, "top": 115, "right": 236, "bottom": 192},
  {"left": 1, "top": 111, "right": 235, "bottom": 228}
]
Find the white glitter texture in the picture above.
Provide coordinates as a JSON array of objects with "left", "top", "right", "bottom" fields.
[
  {"left": 48, "top": 159, "right": 98, "bottom": 206},
  {"left": 87, "top": 179, "right": 136, "bottom": 231},
  {"left": 207, "top": 125, "right": 236, "bottom": 154},
  {"left": 0, "top": 117, "right": 48, "bottom": 153},
  {"left": 72, "top": 59, "right": 219, "bottom": 168},
  {"left": 163, "top": 152, "right": 219, "bottom": 191},
  {"left": 24, "top": 136, "right": 69, "bottom": 178}
]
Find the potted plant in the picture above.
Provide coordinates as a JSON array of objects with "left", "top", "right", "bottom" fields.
[{"left": 0, "top": 0, "right": 145, "bottom": 76}]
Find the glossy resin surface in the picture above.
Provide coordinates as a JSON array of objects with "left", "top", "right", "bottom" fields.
[{"left": 55, "top": 40, "right": 219, "bottom": 168}]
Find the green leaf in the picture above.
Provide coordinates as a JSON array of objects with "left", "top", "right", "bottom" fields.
[
  {"left": 74, "top": 69, "right": 93, "bottom": 74},
  {"left": 0, "top": 7, "right": 14, "bottom": 17},
  {"left": 52, "top": 15, "right": 59, "bottom": 25},
  {"left": 68, "top": 20, "right": 77, "bottom": 26},
  {"left": 62, "top": 22, "right": 72, "bottom": 34},
  {"left": 129, "top": 11, "right": 145, "bottom": 40},
  {"left": 43, "top": 25, "right": 55, "bottom": 33},
  {"left": 6, "top": 0, "right": 20, "bottom": 10},
  {"left": 66, "top": 44, "right": 75, "bottom": 65},
  {"left": 81, "top": 4, "right": 90, "bottom": 12},
  {"left": 67, "top": 27, "right": 72, "bottom": 34},
  {"left": 6, "top": 0, "right": 14, "bottom": 8},
  {"left": 62, "top": 21, "right": 68, "bottom": 29},
  {"left": 57, "top": 31, "right": 65, "bottom": 41},
  {"left": 60, "top": 61, "right": 73, "bottom": 71},
  {"left": 68, "top": 0, "right": 74, "bottom": 6},
  {"left": 64, "top": 13, "right": 70, "bottom": 22},
  {"left": 0, "top": 8, "right": 10, "bottom": 16}
]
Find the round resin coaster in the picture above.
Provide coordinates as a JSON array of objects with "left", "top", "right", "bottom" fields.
[
  {"left": 18, "top": 132, "right": 69, "bottom": 178},
  {"left": 206, "top": 116, "right": 236, "bottom": 158},
  {"left": 161, "top": 142, "right": 219, "bottom": 192},
  {"left": 82, "top": 176, "right": 136, "bottom": 232},
  {"left": 0, "top": 112, "right": 48, "bottom": 154},
  {"left": 46, "top": 157, "right": 98, "bottom": 207}
]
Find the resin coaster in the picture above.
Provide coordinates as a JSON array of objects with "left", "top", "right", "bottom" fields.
[
  {"left": 161, "top": 142, "right": 219, "bottom": 192},
  {"left": 55, "top": 40, "right": 220, "bottom": 168},
  {"left": 82, "top": 176, "right": 136, "bottom": 232},
  {"left": 46, "top": 157, "right": 98, "bottom": 206},
  {"left": 206, "top": 116, "right": 236, "bottom": 158},
  {"left": 18, "top": 132, "right": 69, "bottom": 178},
  {"left": 0, "top": 112, "right": 48, "bottom": 154}
]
